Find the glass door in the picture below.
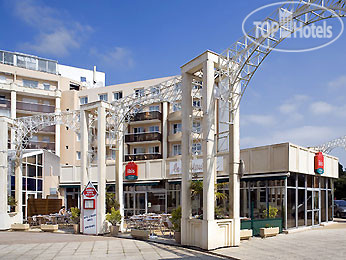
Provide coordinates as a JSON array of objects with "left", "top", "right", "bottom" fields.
[
  {"left": 313, "top": 190, "right": 320, "bottom": 225},
  {"left": 124, "top": 192, "right": 134, "bottom": 217},
  {"left": 307, "top": 189, "right": 320, "bottom": 226},
  {"left": 134, "top": 192, "right": 146, "bottom": 215}
]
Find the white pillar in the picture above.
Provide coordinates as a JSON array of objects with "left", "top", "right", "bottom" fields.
[
  {"left": 161, "top": 102, "right": 168, "bottom": 178},
  {"left": 116, "top": 123, "right": 124, "bottom": 231},
  {"left": 229, "top": 83, "right": 241, "bottom": 246},
  {"left": 202, "top": 59, "right": 216, "bottom": 221},
  {"left": 97, "top": 105, "right": 106, "bottom": 234},
  {"left": 0, "top": 119, "right": 8, "bottom": 215},
  {"left": 181, "top": 72, "right": 192, "bottom": 245},
  {"left": 55, "top": 97, "right": 61, "bottom": 156},
  {"left": 10, "top": 92, "right": 16, "bottom": 150},
  {"left": 15, "top": 162, "right": 22, "bottom": 215},
  {"left": 80, "top": 109, "right": 89, "bottom": 227}
]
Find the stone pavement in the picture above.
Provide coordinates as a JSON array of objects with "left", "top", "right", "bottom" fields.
[
  {"left": 0, "top": 232, "right": 227, "bottom": 260},
  {"left": 214, "top": 219, "right": 346, "bottom": 260}
]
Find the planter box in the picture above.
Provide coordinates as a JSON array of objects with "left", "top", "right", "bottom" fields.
[
  {"left": 260, "top": 227, "right": 279, "bottom": 238},
  {"left": 240, "top": 229, "right": 253, "bottom": 240},
  {"left": 131, "top": 229, "right": 150, "bottom": 240},
  {"left": 73, "top": 224, "right": 80, "bottom": 234},
  {"left": 11, "top": 223, "right": 29, "bottom": 231},
  {"left": 41, "top": 224, "right": 58, "bottom": 232},
  {"left": 174, "top": 231, "right": 181, "bottom": 244},
  {"left": 110, "top": 225, "right": 120, "bottom": 236},
  {"left": 241, "top": 218, "right": 283, "bottom": 236}
]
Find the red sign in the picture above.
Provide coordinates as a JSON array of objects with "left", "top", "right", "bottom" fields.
[
  {"left": 125, "top": 162, "right": 138, "bottom": 180},
  {"left": 314, "top": 152, "right": 324, "bottom": 174},
  {"left": 83, "top": 187, "right": 97, "bottom": 198}
]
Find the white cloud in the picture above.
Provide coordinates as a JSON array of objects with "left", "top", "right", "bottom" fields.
[
  {"left": 241, "top": 114, "right": 276, "bottom": 127},
  {"left": 90, "top": 47, "right": 135, "bottom": 69},
  {"left": 278, "top": 94, "right": 308, "bottom": 122},
  {"left": 309, "top": 101, "right": 335, "bottom": 115},
  {"left": 328, "top": 75, "right": 346, "bottom": 90},
  {"left": 14, "top": 0, "right": 92, "bottom": 56}
]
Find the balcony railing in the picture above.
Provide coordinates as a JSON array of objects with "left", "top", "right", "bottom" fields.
[
  {"left": 125, "top": 153, "right": 162, "bottom": 161},
  {"left": 26, "top": 141, "right": 55, "bottom": 150},
  {"left": 130, "top": 111, "right": 162, "bottom": 122},
  {"left": 16, "top": 101, "right": 55, "bottom": 113},
  {"left": 0, "top": 50, "right": 58, "bottom": 74},
  {"left": 125, "top": 132, "right": 162, "bottom": 143},
  {"left": 0, "top": 98, "right": 10, "bottom": 110}
]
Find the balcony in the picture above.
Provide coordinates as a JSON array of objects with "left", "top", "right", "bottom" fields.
[
  {"left": 125, "top": 153, "right": 162, "bottom": 161},
  {"left": 16, "top": 101, "right": 55, "bottom": 113},
  {"left": 26, "top": 141, "right": 55, "bottom": 151},
  {"left": 130, "top": 111, "right": 162, "bottom": 122},
  {"left": 125, "top": 132, "right": 162, "bottom": 143},
  {"left": 0, "top": 98, "right": 10, "bottom": 110},
  {"left": 40, "top": 125, "right": 55, "bottom": 133}
]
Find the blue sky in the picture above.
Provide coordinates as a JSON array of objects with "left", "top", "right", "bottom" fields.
[{"left": 1, "top": 0, "right": 346, "bottom": 166}]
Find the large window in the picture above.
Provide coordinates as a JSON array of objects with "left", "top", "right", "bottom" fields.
[
  {"left": 149, "top": 105, "right": 160, "bottom": 112},
  {"left": 133, "top": 147, "right": 145, "bottom": 154},
  {"left": 191, "top": 143, "right": 201, "bottom": 155},
  {"left": 173, "top": 123, "right": 182, "bottom": 134},
  {"left": 172, "top": 144, "right": 181, "bottom": 156},
  {"left": 80, "top": 96, "right": 88, "bottom": 105},
  {"left": 172, "top": 102, "right": 181, "bottom": 112},
  {"left": 148, "top": 146, "right": 159, "bottom": 154},
  {"left": 135, "top": 88, "right": 144, "bottom": 97},
  {"left": 192, "top": 121, "right": 201, "bottom": 133},
  {"left": 23, "top": 79, "right": 38, "bottom": 88},
  {"left": 99, "top": 93, "right": 108, "bottom": 101},
  {"left": 149, "top": 125, "right": 159, "bottom": 133},
  {"left": 113, "top": 91, "right": 123, "bottom": 100}
]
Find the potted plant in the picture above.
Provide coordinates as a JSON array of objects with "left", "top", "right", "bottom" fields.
[
  {"left": 7, "top": 196, "right": 17, "bottom": 213},
  {"left": 106, "top": 207, "right": 122, "bottom": 236},
  {"left": 171, "top": 206, "right": 182, "bottom": 243},
  {"left": 260, "top": 206, "right": 280, "bottom": 238},
  {"left": 70, "top": 207, "right": 81, "bottom": 234}
]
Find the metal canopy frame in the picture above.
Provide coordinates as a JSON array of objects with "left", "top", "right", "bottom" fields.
[
  {"left": 10, "top": 0, "right": 346, "bottom": 160},
  {"left": 311, "top": 135, "right": 346, "bottom": 153}
]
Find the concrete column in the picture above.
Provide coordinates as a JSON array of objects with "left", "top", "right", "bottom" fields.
[
  {"left": 202, "top": 59, "right": 216, "bottom": 221},
  {"left": 229, "top": 83, "right": 241, "bottom": 246},
  {"left": 161, "top": 102, "right": 168, "bottom": 178},
  {"left": 0, "top": 119, "right": 8, "bottom": 215},
  {"left": 181, "top": 72, "right": 192, "bottom": 245},
  {"left": 80, "top": 109, "right": 89, "bottom": 228},
  {"left": 10, "top": 91, "right": 16, "bottom": 150},
  {"left": 14, "top": 164, "right": 22, "bottom": 214},
  {"left": 97, "top": 105, "right": 106, "bottom": 234},
  {"left": 55, "top": 97, "right": 61, "bottom": 156},
  {"left": 116, "top": 123, "right": 124, "bottom": 231}
]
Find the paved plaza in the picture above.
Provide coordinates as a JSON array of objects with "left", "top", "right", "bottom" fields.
[{"left": 1, "top": 220, "right": 346, "bottom": 259}]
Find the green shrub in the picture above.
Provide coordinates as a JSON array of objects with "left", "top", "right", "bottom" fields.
[
  {"left": 263, "top": 205, "right": 278, "bottom": 219},
  {"left": 106, "top": 207, "right": 122, "bottom": 226},
  {"left": 71, "top": 207, "right": 80, "bottom": 224},
  {"left": 171, "top": 206, "right": 182, "bottom": 232},
  {"left": 7, "top": 196, "right": 17, "bottom": 207}
]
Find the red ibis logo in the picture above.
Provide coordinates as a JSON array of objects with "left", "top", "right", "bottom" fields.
[
  {"left": 314, "top": 152, "right": 324, "bottom": 174},
  {"left": 125, "top": 162, "right": 138, "bottom": 180}
]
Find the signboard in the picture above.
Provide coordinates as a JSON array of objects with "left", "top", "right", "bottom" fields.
[
  {"left": 191, "top": 159, "right": 203, "bottom": 173},
  {"left": 170, "top": 158, "right": 224, "bottom": 175},
  {"left": 314, "top": 152, "right": 324, "bottom": 174},
  {"left": 125, "top": 162, "right": 138, "bottom": 180},
  {"left": 170, "top": 160, "right": 182, "bottom": 175},
  {"left": 82, "top": 181, "right": 97, "bottom": 235}
]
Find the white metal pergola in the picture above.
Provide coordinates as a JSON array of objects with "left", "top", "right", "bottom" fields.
[{"left": 1, "top": 0, "right": 345, "bottom": 249}]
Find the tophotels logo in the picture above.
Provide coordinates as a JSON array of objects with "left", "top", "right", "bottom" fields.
[{"left": 242, "top": 1, "right": 344, "bottom": 52}]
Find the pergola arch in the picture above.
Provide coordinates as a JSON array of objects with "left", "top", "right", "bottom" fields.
[{"left": 311, "top": 135, "right": 346, "bottom": 153}]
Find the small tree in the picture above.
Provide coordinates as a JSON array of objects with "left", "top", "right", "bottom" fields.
[
  {"left": 171, "top": 206, "right": 182, "bottom": 232},
  {"left": 106, "top": 193, "right": 120, "bottom": 213},
  {"left": 106, "top": 207, "right": 122, "bottom": 226},
  {"left": 70, "top": 207, "right": 80, "bottom": 224}
]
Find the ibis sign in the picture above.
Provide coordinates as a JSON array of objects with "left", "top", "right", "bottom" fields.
[
  {"left": 314, "top": 152, "right": 324, "bottom": 175},
  {"left": 125, "top": 162, "right": 138, "bottom": 180}
]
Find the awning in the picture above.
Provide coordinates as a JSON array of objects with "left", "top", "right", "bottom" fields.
[
  {"left": 124, "top": 180, "right": 160, "bottom": 186},
  {"left": 241, "top": 172, "right": 290, "bottom": 181}
]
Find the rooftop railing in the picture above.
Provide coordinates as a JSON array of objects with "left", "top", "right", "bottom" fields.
[{"left": 0, "top": 50, "right": 57, "bottom": 74}]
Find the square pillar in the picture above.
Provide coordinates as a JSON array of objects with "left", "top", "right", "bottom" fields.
[
  {"left": 116, "top": 123, "right": 124, "bottom": 231},
  {"left": 181, "top": 72, "right": 192, "bottom": 245},
  {"left": 0, "top": 118, "right": 8, "bottom": 215},
  {"left": 80, "top": 109, "right": 89, "bottom": 227},
  {"left": 10, "top": 91, "right": 16, "bottom": 150},
  {"left": 97, "top": 105, "right": 106, "bottom": 234},
  {"left": 161, "top": 102, "right": 168, "bottom": 178},
  {"left": 202, "top": 59, "right": 216, "bottom": 222},
  {"left": 55, "top": 97, "right": 61, "bottom": 156}
]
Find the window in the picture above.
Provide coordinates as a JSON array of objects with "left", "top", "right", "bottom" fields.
[
  {"left": 173, "top": 123, "right": 182, "bottom": 134},
  {"left": 42, "top": 136, "right": 50, "bottom": 143},
  {"left": 80, "top": 96, "right": 88, "bottom": 105},
  {"left": 172, "top": 102, "right": 181, "bottom": 112},
  {"left": 76, "top": 151, "right": 81, "bottom": 160},
  {"left": 76, "top": 133, "right": 81, "bottom": 141},
  {"left": 43, "top": 83, "right": 50, "bottom": 90},
  {"left": 192, "top": 121, "right": 201, "bottom": 133},
  {"left": 111, "top": 150, "right": 116, "bottom": 160},
  {"left": 193, "top": 99, "right": 201, "bottom": 108},
  {"left": 23, "top": 80, "right": 38, "bottom": 88},
  {"left": 149, "top": 146, "right": 159, "bottom": 154},
  {"left": 99, "top": 93, "right": 108, "bottom": 101},
  {"left": 133, "top": 147, "right": 145, "bottom": 154},
  {"left": 149, "top": 105, "right": 160, "bottom": 112},
  {"left": 135, "top": 88, "right": 144, "bottom": 97},
  {"left": 133, "top": 127, "right": 145, "bottom": 133},
  {"left": 0, "top": 76, "right": 6, "bottom": 83},
  {"left": 172, "top": 144, "right": 181, "bottom": 156},
  {"left": 113, "top": 91, "right": 123, "bottom": 100},
  {"left": 149, "top": 125, "right": 159, "bottom": 132},
  {"left": 80, "top": 77, "right": 86, "bottom": 82},
  {"left": 192, "top": 143, "right": 202, "bottom": 155}
]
